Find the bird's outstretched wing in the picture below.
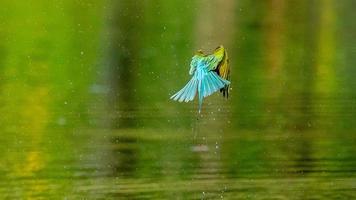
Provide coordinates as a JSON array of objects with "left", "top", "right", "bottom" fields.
[{"left": 207, "top": 46, "right": 230, "bottom": 97}]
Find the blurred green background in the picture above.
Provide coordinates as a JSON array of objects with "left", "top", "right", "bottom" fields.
[{"left": 0, "top": 0, "right": 355, "bottom": 199}]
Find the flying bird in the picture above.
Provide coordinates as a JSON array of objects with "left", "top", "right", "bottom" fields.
[{"left": 170, "top": 45, "right": 231, "bottom": 112}]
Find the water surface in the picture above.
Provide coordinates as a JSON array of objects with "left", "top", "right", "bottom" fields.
[{"left": 0, "top": 0, "right": 355, "bottom": 199}]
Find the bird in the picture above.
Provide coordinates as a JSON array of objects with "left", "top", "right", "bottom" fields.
[{"left": 170, "top": 45, "right": 230, "bottom": 112}]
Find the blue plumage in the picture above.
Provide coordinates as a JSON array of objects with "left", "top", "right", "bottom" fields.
[{"left": 171, "top": 46, "right": 230, "bottom": 112}]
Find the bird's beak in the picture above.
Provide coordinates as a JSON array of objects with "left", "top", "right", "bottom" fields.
[{"left": 215, "top": 45, "right": 223, "bottom": 50}]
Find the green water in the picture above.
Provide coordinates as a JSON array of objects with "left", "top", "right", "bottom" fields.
[{"left": 0, "top": 0, "right": 356, "bottom": 199}]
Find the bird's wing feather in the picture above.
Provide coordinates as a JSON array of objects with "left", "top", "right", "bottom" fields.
[
  {"left": 189, "top": 55, "right": 203, "bottom": 75},
  {"left": 208, "top": 46, "right": 230, "bottom": 97},
  {"left": 206, "top": 47, "right": 224, "bottom": 71},
  {"left": 216, "top": 48, "right": 230, "bottom": 81},
  {"left": 207, "top": 47, "right": 229, "bottom": 78}
]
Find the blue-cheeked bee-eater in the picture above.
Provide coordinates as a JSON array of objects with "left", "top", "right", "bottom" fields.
[{"left": 170, "top": 45, "right": 231, "bottom": 112}]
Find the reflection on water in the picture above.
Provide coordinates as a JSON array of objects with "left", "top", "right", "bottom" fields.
[{"left": 0, "top": 0, "right": 356, "bottom": 199}]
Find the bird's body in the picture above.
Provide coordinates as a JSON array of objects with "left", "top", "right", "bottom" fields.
[{"left": 170, "top": 46, "right": 231, "bottom": 112}]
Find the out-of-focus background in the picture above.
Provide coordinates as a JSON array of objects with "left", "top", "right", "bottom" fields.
[{"left": 0, "top": 0, "right": 355, "bottom": 199}]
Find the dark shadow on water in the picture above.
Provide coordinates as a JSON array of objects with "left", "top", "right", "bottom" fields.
[
  {"left": 110, "top": 135, "right": 139, "bottom": 177},
  {"left": 106, "top": 1, "right": 144, "bottom": 128}
]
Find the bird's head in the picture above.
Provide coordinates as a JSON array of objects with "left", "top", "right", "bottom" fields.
[
  {"left": 215, "top": 45, "right": 224, "bottom": 51},
  {"left": 214, "top": 45, "right": 225, "bottom": 55}
]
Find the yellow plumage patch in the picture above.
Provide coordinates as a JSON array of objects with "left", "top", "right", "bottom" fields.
[{"left": 213, "top": 46, "right": 230, "bottom": 97}]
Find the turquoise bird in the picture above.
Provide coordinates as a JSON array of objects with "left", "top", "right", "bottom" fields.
[{"left": 171, "top": 45, "right": 231, "bottom": 112}]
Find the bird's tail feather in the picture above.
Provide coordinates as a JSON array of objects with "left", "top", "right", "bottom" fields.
[
  {"left": 170, "top": 78, "right": 198, "bottom": 102},
  {"left": 198, "top": 72, "right": 230, "bottom": 112},
  {"left": 171, "top": 71, "right": 230, "bottom": 113}
]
